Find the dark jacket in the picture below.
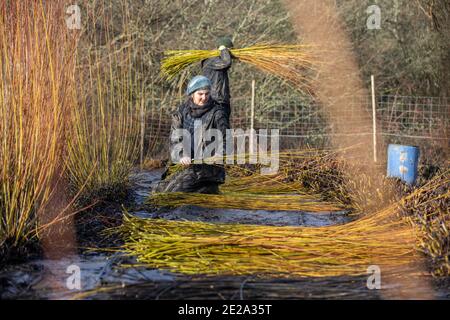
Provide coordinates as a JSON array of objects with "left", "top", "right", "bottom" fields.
[
  {"left": 157, "top": 98, "right": 230, "bottom": 192},
  {"left": 173, "top": 99, "right": 229, "bottom": 161},
  {"left": 201, "top": 49, "right": 232, "bottom": 106}
]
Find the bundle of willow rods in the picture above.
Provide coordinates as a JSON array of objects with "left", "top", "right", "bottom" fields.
[
  {"left": 161, "top": 44, "right": 316, "bottom": 92},
  {"left": 147, "top": 149, "right": 354, "bottom": 212},
  {"left": 148, "top": 163, "right": 347, "bottom": 212},
  {"left": 114, "top": 142, "right": 450, "bottom": 277},
  {"left": 220, "top": 174, "right": 305, "bottom": 194},
  {"left": 148, "top": 191, "right": 344, "bottom": 212},
  {"left": 117, "top": 201, "right": 418, "bottom": 278},
  {"left": 113, "top": 145, "right": 449, "bottom": 278}
]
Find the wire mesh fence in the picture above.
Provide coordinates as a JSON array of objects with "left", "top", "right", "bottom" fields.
[{"left": 144, "top": 94, "right": 449, "bottom": 162}]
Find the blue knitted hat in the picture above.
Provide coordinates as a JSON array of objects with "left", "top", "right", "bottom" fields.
[
  {"left": 186, "top": 75, "right": 211, "bottom": 96},
  {"left": 216, "top": 36, "right": 234, "bottom": 49}
]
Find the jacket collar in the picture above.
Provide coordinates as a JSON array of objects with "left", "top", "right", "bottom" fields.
[{"left": 187, "top": 97, "right": 213, "bottom": 118}]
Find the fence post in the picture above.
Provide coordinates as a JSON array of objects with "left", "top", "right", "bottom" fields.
[
  {"left": 371, "top": 75, "right": 377, "bottom": 163},
  {"left": 140, "top": 95, "right": 145, "bottom": 170},
  {"left": 250, "top": 79, "right": 256, "bottom": 158}
]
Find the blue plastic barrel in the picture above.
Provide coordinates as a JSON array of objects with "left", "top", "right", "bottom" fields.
[{"left": 387, "top": 144, "right": 420, "bottom": 185}]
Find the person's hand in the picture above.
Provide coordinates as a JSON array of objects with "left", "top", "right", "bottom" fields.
[
  {"left": 180, "top": 156, "right": 191, "bottom": 166},
  {"left": 218, "top": 45, "right": 226, "bottom": 51}
]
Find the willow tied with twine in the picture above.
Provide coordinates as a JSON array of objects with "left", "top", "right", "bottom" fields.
[{"left": 161, "top": 44, "right": 316, "bottom": 93}]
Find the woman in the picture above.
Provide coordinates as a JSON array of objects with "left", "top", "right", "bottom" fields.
[{"left": 153, "top": 75, "right": 230, "bottom": 194}]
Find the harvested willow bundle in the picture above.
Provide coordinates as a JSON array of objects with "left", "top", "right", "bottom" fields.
[
  {"left": 117, "top": 201, "right": 417, "bottom": 278},
  {"left": 148, "top": 149, "right": 352, "bottom": 212},
  {"left": 220, "top": 174, "right": 305, "bottom": 194},
  {"left": 148, "top": 155, "right": 347, "bottom": 212},
  {"left": 118, "top": 167, "right": 448, "bottom": 278},
  {"left": 115, "top": 146, "right": 449, "bottom": 278},
  {"left": 111, "top": 141, "right": 449, "bottom": 277},
  {"left": 161, "top": 44, "right": 316, "bottom": 92},
  {"left": 148, "top": 191, "right": 344, "bottom": 212}
]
